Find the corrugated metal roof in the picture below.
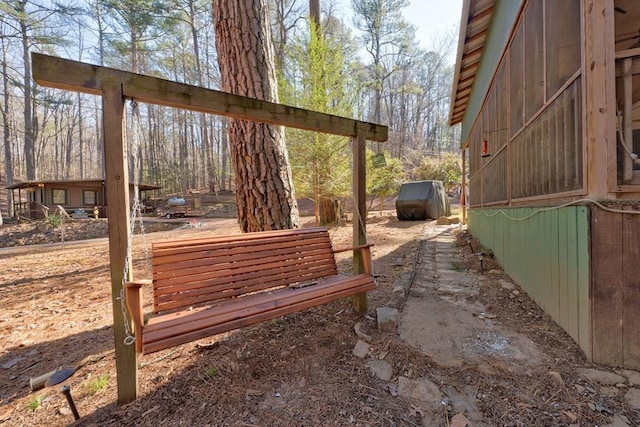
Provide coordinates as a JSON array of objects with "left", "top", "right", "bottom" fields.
[{"left": 449, "top": 0, "right": 495, "bottom": 125}]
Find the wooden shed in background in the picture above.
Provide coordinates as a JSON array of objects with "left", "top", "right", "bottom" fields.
[{"left": 450, "top": 0, "right": 640, "bottom": 369}]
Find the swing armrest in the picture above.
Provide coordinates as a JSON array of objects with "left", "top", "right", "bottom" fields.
[
  {"left": 332, "top": 243, "right": 374, "bottom": 254},
  {"left": 123, "top": 280, "right": 151, "bottom": 354},
  {"left": 332, "top": 244, "right": 374, "bottom": 275},
  {"left": 123, "top": 279, "right": 153, "bottom": 289}
]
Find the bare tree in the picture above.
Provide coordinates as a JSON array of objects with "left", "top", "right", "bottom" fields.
[
  {"left": 15, "top": 0, "right": 36, "bottom": 179},
  {"left": 1, "top": 0, "right": 79, "bottom": 180},
  {"left": 0, "top": 22, "right": 14, "bottom": 215},
  {"left": 351, "top": 0, "right": 414, "bottom": 124},
  {"left": 270, "top": 0, "right": 304, "bottom": 71}
]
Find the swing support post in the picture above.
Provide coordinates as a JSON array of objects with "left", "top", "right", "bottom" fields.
[
  {"left": 102, "top": 81, "right": 138, "bottom": 402},
  {"left": 351, "top": 127, "right": 368, "bottom": 313}
]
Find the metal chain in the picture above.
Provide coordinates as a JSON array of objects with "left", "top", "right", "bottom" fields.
[
  {"left": 117, "top": 99, "right": 147, "bottom": 347},
  {"left": 351, "top": 193, "right": 375, "bottom": 279}
]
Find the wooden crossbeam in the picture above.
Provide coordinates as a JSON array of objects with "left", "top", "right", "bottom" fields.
[{"left": 32, "top": 53, "right": 388, "bottom": 142}]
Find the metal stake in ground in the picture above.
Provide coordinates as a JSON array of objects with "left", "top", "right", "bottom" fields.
[
  {"left": 61, "top": 385, "right": 80, "bottom": 421},
  {"left": 477, "top": 252, "right": 485, "bottom": 275}
]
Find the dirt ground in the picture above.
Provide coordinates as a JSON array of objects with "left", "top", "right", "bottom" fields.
[{"left": 0, "top": 211, "right": 638, "bottom": 426}]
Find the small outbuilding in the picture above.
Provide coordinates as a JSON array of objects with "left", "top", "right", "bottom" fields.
[
  {"left": 7, "top": 180, "right": 160, "bottom": 219},
  {"left": 395, "top": 180, "right": 451, "bottom": 221}
]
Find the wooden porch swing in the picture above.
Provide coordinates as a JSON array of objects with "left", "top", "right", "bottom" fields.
[
  {"left": 124, "top": 227, "right": 375, "bottom": 355},
  {"left": 31, "top": 53, "right": 388, "bottom": 403}
]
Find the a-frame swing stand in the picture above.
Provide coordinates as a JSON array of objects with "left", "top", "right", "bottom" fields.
[{"left": 31, "top": 52, "right": 388, "bottom": 403}]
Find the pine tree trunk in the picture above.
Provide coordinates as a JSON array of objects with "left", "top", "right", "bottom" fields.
[
  {"left": 212, "top": 0, "right": 300, "bottom": 232},
  {"left": 310, "top": 0, "right": 321, "bottom": 28}
]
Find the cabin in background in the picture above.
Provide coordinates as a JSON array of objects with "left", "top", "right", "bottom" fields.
[
  {"left": 7, "top": 180, "right": 160, "bottom": 219},
  {"left": 450, "top": 0, "right": 640, "bottom": 369}
]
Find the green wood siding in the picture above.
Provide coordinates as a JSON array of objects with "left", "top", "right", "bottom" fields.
[{"left": 468, "top": 206, "right": 590, "bottom": 358}]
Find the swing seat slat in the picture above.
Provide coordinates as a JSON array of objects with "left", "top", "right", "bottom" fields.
[{"left": 124, "top": 227, "right": 375, "bottom": 354}]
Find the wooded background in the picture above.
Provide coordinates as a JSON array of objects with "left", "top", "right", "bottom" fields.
[{"left": 0, "top": 0, "right": 459, "bottom": 204}]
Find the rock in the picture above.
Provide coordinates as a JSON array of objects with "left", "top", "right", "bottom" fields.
[
  {"left": 397, "top": 376, "right": 443, "bottom": 405},
  {"left": 2, "top": 357, "right": 21, "bottom": 370},
  {"left": 354, "top": 322, "right": 373, "bottom": 342},
  {"left": 620, "top": 369, "right": 640, "bottom": 386},
  {"left": 548, "top": 370, "right": 564, "bottom": 386},
  {"left": 625, "top": 387, "right": 640, "bottom": 410},
  {"left": 512, "top": 290, "right": 520, "bottom": 296},
  {"left": 352, "top": 340, "right": 370, "bottom": 359},
  {"left": 499, "top": 279, "right": 515, "bottom": 290},
  {"left": 436, "top": 217, "right": 450, "bottom": 225},
  {"left": 366, "top": 360, "right": 393, "bottom": 381},
  {"left": 392, "top": 285, "right": 405, "bottom": 295},
  {"left": 384, "top": 382, "right": 398, "bottom": 397},
  {"left": 450, "top": 413, "right": 472, "bottom": 427},
  {"left": 574, "top": 384, "right": 586, "bottom": 394},
  {"left": 578, "top": 368, "right": 626, "bottom": 386},
  {"left": 588, "top": 401, "right": 613, "bottom": 415},
  {"left": 487, "top": 269, "right": 502, "bottom": 275},
  {"left": 377, "top": 307, "right": 399, "bottom": 333}
]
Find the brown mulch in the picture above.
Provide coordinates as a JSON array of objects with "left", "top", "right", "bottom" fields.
[{"left": 0, "top": 213, "right": 638, "bottom": 426}]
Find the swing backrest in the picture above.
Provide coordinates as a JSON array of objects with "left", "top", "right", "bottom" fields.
[{"left": 149, "top": 227, "right": 339, "bottom": 314}]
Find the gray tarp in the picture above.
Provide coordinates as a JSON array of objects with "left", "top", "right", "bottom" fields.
[{"left": 395, "top": 180, "right": 451, "bottom": 221}]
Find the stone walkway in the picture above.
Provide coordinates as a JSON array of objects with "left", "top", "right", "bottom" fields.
[
  {"left": 399, "top": 225, "right": 543, "bottom": 371},
  {"left": 362, "top": 222, "right": 640, "bottom": 426}
]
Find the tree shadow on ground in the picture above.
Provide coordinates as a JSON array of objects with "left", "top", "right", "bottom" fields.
[
  {"left": 73, "top": 301, "right": 419, "bottom": 426},
  {"left": 0, "top": 326, "right": 114, "bottom": 404},
  {"left": 73, "top": 238, "right": 426, "bottom": 426},
  {"left": 2, "top": 221, "right": 427, "bottom": 426}
]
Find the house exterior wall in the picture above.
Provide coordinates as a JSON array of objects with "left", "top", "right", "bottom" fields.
[
  {"left": 9, "top": 180, "right": 161, "bottom": 219},
  {"left": 467, "top": 206, "right": 591, "bottom": 359},
  {"left": 458, "top": 0, "right": 640, "bottom": 369},
  {"left": 10, "top": 181, "right": 110, "bottom": 218},
  {"left": 590, "top": 206, "right": 640, "bottom": 368},
  {"left": 44, "top": 183, "right": 102, "bottom": 207},
  {"left": 470, "top": 203, "right": 640, "bottom": 370},
  {"left": 460, "top": 0, "right": 524, "bottom": 144},
  {"left": 466, "top": 0, "right": 584, "bottom": 206}
]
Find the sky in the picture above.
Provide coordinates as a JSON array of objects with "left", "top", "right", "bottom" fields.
[
  {"left": 403, "top": 0, "right": 463, "bottom": 49},
  {"left": 335, "top": 0, "right": 464, "bottom": 59}
]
